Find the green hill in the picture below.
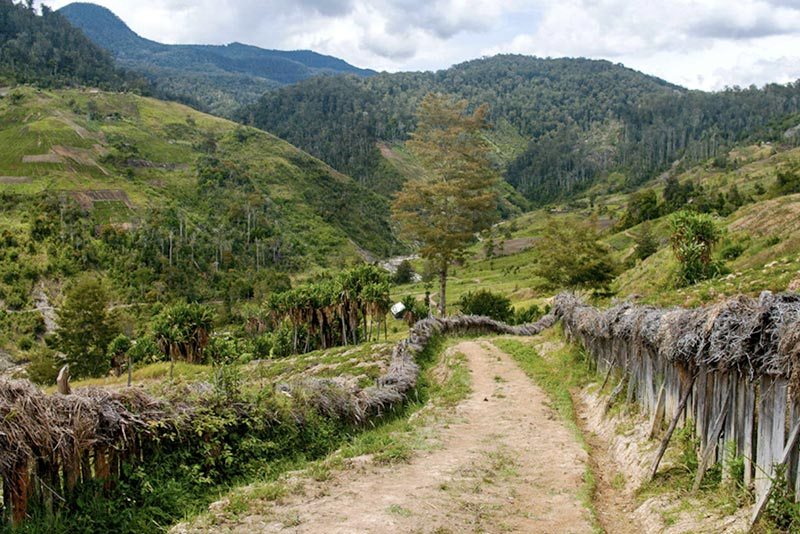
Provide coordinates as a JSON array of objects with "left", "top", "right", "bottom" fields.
[
  {"left": 389, "top": 140, "right": 800, "bottom": 313},
  {"left": 0, "top": 87, "right": 398, "bottom": 319},
  {"left": 57, "top": 2, "right": 375, "bottom": 116},
  {"left": 244, "top": 56, "right": 800, "bottom": 205},
  {"left": 0, "top": 0, "right": 144, "bottom": 90}
]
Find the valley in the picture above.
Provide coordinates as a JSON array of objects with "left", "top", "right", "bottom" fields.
[{"left": 2, "top": 0, "right": 800, "bottom": 532}]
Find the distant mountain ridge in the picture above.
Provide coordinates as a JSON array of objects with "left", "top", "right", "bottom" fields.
[{"left": 57, "top": 2, "right": 375, "bottom": 115}]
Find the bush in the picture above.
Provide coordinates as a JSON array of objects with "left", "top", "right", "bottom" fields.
[
  {"left": 26, "top": 346, "right": 59, "bottom": 385},
  {"left": 17, "top": 335, "right": 34, "bottom": 351},
  {"left": 719, "top": 241, "right": 747, "bottom": 261},
  {"left": 400, "top": 295, "right": 428, "bottom": 326},
  {"left": 670, "top": 211, "right": 721, "bottom": 286},
  {"left": 513, "top": 304, "right": 543, "bottom": 325},
  {"left": 458, "top": 290, "right": 514, "bottom": 323},
  {"left": 393, "top": 260, "right": 415, "bottom": 285},
  {"left": 534, "top": 217, "right": 618, "bottom": 289},
  {"left": 128, "top": 335, "right": 162, "bottom": 364},
  {"left": 633, "top": 221, "right": 659, "bottom": 261}
]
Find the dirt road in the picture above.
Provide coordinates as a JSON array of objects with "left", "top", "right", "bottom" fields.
[{"left": 191, "top": 340, "right": 594, "bottom": 533}]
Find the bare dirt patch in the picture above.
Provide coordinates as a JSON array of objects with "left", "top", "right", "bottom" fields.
[
  {"left": 0, "top": 176, "right": 31, "bottom": 184},
  {"left": 175, "top": 341, "right": 594, "bottom": 533},
  {"left": 22, "top": 153, "right": 63, "bottom": 164}
]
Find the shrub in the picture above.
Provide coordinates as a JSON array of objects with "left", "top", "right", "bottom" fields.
[
  {"left": 670, "top": 211, "right": 721, "bottom": 286},
  {"left": 26, "top": 346, "right": 59, "bottom": 385},
  {"left": 458, "top": 290, "right": 513, "bottom": 323},
  {"left": 393, "top": 260, "right": 415, "bottom": 285},
  {"left": 534, "top": 217, "right": 618, "bottom": 289},
  {"left": 514, "top": 304, "right": 543, "bottom": 325},
  {"left": 17, "top": 335, "right": 34, "bottom": 351},
  {"left": 633, "top": 221, "right": 659, "bottom": 261},
  {"left": 719, "top": 241, "right": 747, "bottom": 261},
  {"left": 128, "top": 335, "right": 162, "bottom": 364},
  {"left": 400, "top": 295, "right": 428, "bottom": 326}
]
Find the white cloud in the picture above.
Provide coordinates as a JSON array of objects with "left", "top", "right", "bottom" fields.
[{"left": 42, "top": 0, "right": 800, "bottom": 89}]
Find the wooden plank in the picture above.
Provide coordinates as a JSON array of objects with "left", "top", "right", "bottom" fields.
[
  {"left": 696, "top": 368, "right": 710, "bottom": 450},
  {"left": 755, "top": 376, "right": 775, "bottom": 500},
  {"left": 751, "top": 417, "right": 800, "bottom": 527},
  {"left": 649, "top": 383, "right": 667, "bottom": 439},
  {"left": 604, "top": 374, "right": 628, "bottom": 415},
  {"left": 722, "top": 375, "right": 737, "bottom": 480},
  {"left": 650, "top": 370, "right": 698, "bottom": 481},
  {"left": 693, "top": 379, "right": 734, "bottom": 492},
  {"left": 743, "top": 379, "right": 756, "bottom": 489}
]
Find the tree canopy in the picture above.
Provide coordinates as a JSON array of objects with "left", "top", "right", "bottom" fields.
[
  {"left": 55, "top": 274, "right": 117, "bottom": 379},
  {"left": 392, "top": 93, "right": 500, "bottom": 315}
]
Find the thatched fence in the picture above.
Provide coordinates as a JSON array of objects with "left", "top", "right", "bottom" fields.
[
  {"left": 0, "top": 313, "right": 555, "bottom": 527},
  {"left": 553, "top": 292, "right": 800, "bottom": 525}
]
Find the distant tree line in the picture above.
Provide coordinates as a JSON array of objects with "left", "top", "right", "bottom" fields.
[
  {"left": 0, "top": 0, "right": 146, "bottom": 90},
  {"left": 242, "top": 55, "right": 800, "bottom": 206}
]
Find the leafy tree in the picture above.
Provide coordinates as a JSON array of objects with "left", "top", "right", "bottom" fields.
[
  {"left": 458, "top": 290, "right": 513, "bottom": 323},
  {"left": 533, "top": 217, "right": 618, "bottom": 289},
  {"left": 621, "top": 189, "right": 661, "bottom": 228},
  {"left": 55, "top": 275, "right": 117, "bottom": 379},
  {"left": 107, "top": 333, "right": 132, "bottom": 377},
  {"left": 392, "top": 93, "right": 500, "bottom": 315},
  {"left": 393, "top": 260, "right": 415, "bottom": 285},
  {"left": 669, "top": 211, "right": 721, "bottom": 286},
  {"left": 633, "top": 221, "right": 659, "bottom": 261},
  {"left": 152, "top": 303, "right": 214, "bottom": 366},
  {"left": 774, "top": 164, "right": 800, "bottom": 195},
  {"left": 663, "top": 176, "right": 694, "bottom": 212},
  {"left": 26, "top": 345, "right": 59, "bottom": 385}
]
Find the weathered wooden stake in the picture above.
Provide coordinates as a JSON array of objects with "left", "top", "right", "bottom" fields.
[
  {"left": 56, "top": 365, "right": 70, "bottom": 395},
  {"left": 692, "top": 380, "right": 734, "bottom": 492},
  {"left": 650, "top": 371, "right": 698, "bottom": 481},
  {"left": 751, "top": 419, "right": 800, "bottom": 528},
  {"left": 604, "top": 374, "right": 628, "bottom": 415},
  {"left": 649, "top": 383, "right": 666, "bottom": 439}
]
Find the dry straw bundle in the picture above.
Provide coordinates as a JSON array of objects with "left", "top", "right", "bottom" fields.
[{"left": 553, "top": 291, "right": 800, "bottom": 379}]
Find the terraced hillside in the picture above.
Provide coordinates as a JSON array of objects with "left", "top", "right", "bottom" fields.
[{"left": 0, "top": 86, "right": 398, "bottom": 357}]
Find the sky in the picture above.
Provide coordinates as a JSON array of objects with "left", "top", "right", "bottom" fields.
[{"left": 41, "top": 0, "right": 800, "bottom": 91}]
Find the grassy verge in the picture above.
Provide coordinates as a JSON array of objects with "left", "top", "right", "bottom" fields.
[
  {"left": 491, "top": 330, "right": 601, "bottom": 533},
  {"left": 176, "top": 338, "right": 473, "bottom": 530}
]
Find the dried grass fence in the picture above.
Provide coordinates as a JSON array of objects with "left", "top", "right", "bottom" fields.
[
  {"left": 0, "top": 313, "right": 555, "bottom": 527},
  {"left": 553, "top": 292, "right": 800, "bottom": 525}
]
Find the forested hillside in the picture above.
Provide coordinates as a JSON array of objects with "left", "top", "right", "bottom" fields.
[
  {"left": 58, "top": 2, "right": 375, "bottom": 116},
  {"left": 244, "top": 55, "right": 800, "bottom": 204},
  {"left": 0, "top": 0, "right": 144, "bottom": 90},
  {"left": 0, "top": 87, "right": 398, "bottom": 318}
]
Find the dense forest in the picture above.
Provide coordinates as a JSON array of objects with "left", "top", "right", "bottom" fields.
[
  {"left": 0, "top": 0, "right": 144, "bottom": 90},
  {"left": 58, "top": 2, "right": 375, "bottom": 116},
  {"left": 244, "top": 56, "right": 800, "bottom": 204}
]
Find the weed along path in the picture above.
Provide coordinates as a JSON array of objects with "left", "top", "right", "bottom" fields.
[{"left": 178, "top": 340, "right": 594, "bottom": 533}]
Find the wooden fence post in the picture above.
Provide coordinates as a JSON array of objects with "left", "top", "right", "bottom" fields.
[{"left": 650, "top": 370, "right": 698, "bottom": 481}]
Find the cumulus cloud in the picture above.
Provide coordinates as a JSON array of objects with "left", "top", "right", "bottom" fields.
[{"left": 41, "top": 0, "right": 800, "bottom": 89}]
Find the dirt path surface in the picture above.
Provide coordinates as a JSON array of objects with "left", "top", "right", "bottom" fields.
[{"left": 191, "top": 341, "right": 594, "bottom": 533}]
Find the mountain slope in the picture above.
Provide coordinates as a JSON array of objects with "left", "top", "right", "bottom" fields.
[
  {"left": 243, "top": 55, "right": 683, "bottom": 199},
  {"left": 244, "top": 55, "right": 800, "bottom": 205},
  {"left": 0, "top": 86, "right": 398, "bottom": 315},
  {"left": 57, "top": 2, "right": 375, "bottom": 116},
  {"left": 0, "top": 1, "right": 143, "bottom": 90}
]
